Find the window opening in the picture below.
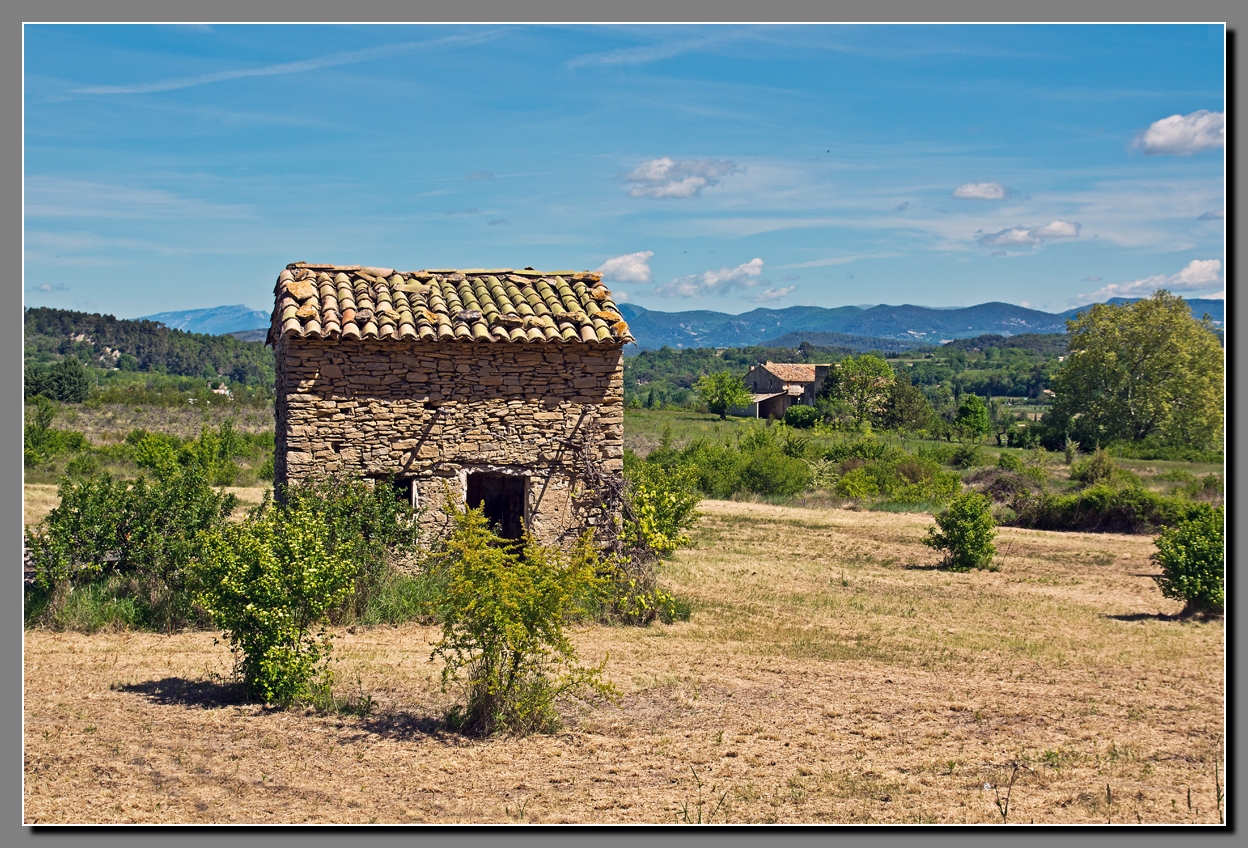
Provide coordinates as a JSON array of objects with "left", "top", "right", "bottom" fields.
[{"left": 466, "top": 472, "right": 526, "bottom": 539}]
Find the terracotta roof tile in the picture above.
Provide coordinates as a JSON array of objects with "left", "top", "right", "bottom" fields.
[
  {"left": 267, "top": 263, "right": 632, "bottom": 347},
  {"left": 762, "top": 363, "right": 818, "bottom": 383}
]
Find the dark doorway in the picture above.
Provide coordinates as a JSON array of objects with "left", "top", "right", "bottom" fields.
[{"left": 466, "top": 473, "right": 526, "bottom": 539}]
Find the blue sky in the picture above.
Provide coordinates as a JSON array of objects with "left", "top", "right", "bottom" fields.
[{"left": 24, "top": 24, "right": 1225, "bottom": 319}]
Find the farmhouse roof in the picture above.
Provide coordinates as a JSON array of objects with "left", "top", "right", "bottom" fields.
[
  {"left": 268, "top": 263, "right": 633, "bottom": 346},
  {"left": 761, "top": 362, "right": 818, "bottom": 383}
]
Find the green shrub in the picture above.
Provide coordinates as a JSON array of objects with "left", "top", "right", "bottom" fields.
[
  {"left": 1152, "top": 506, "right": 1224, "bottom": 616},
  {"left": 1069, "top": 447, "right": 1119, "bottom": 486},
  {"left": 823, "top": 436, "right": 903, "bottom": 465},
  {"left": 431, "top": 506, "right": 615, "bottom": 735},
  {"left": 833, "top": 455, "right": 961, "bottom": 505},
  {"left": 1176, "top": 474, "right": 1223, "bottom": 502},
  {"left": 996, "top": 452, "right": 1024, "bottom": 473},
  {"left": 258, "top": 455, "right": 275, "bottom": 481},
  {"left": 923, "top": 492, "right": 998, "bottom": 572},
  {"left": 738, "top": 447, "right": 812, "bottom": 496},
  {"left": 194, "top": 497, "right": 359, "bottom": 706},
  {"left": 950, "top": 443, "right": 982, "bottom": 469},
  {"left": 784, "top": 405, "right": 820, "bottom": 429},
  {"left": 24, "top": 462, "right": 238, "bottom": 630},
  {"left": 1008, "top": 484, "right": 1206, "bottom": 534},
  {"left": 622, "top": 461, "right": 701, "bottom": 557}
]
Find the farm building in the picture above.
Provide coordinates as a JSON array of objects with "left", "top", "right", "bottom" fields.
[
  {"left": 268, "top": 262, "right": 632, "bottom": 544},
  {"left": 741, "top": 361, "right": 830, "bottom": 419}
]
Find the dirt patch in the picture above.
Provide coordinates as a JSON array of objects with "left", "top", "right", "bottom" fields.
[{"left": 24, "top": 501, "right": 1224, "bottom": 823}]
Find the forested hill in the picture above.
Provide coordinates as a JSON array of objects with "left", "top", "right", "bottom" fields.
[
  {"left": 619, "top": 297, "right": 1224, "bottom": 351},
  {"left": 23, "top": 307, "right": 275, "bottom": 386}
]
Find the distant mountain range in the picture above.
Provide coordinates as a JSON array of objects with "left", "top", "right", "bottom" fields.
[
  {"left": 617, "top": 297, "right": 1223, "bottom": 351},
  {"left": 139, "top": 304, "right": 270, "bottom": 335},
  {"left": 139, "top": 296, "right": 1224, "bottom": 353}
]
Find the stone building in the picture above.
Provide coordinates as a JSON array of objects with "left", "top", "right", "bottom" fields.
[
  {"left": 741, "top": 361, "right": 830, "bottom": 419},
  {"left": 268, "top": 262, "right": 632, "bottom": 545}
]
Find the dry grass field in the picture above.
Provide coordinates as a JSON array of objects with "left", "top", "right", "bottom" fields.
[{"left": 24, "top": 499, "right": 1224, "bottom": 824}]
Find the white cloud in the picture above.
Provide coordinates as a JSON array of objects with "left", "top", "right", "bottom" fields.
[
  {"left": 1032, "top": 220, "right": 1081, "bottom": 239},
  {"left": 654, "top": 258, "right": 764, "bottom": 298},
  {"left": 612, "top": 289, "right": 631, "bottom": 303},
  {"left": 626, "top": 157, "right": 739, "bottom": 199},
  {"left": 750, "top": 286, "right": 796, "bottom": 303},
  {"left": 952, "top": 181, "right": 1007, "bottom": 200},
  {"left": 1072, "top": 259, "right": 1223, "bottom": 305},
  {"left": 1082, "top": 275, "right": 1102, "bottom": 283},
  {"left": 977, "top": 220, "right": 1080, "bottom": 248},
  {"left": 466, "top": 171, "right": 495, "bottom": 181},
  {"left": 1134, "top": 110, "right": 1224, "bottom": 156},
  {"left": 596, "top": 250, "right": 654, "bottom": 284},
  {"left": 35, "top": 282, "right": 68, "bottom": 293}
]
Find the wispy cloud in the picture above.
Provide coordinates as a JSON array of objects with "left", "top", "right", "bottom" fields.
[
  {"left": 442, "top": 208, "right": 479, "bottom": 216},
  {"left": 487, "top": 218, "right": 507, "bottom": 226},
  {"left": 892, "top": 200, "right": 910, "bottom": 211},
  {"left": 776, "top": 252, "right": 897, "bottom": 269},
  {"left": 25, "top": 177, "right": 252, "bottom": 220},
  {"left": 467, "top": 171, "right": 495, "bottom": 181},
  {"left": 750, "top": 285, "right": 796, "bottom": 302},
  {"left": 31, "top": 282, "right": 69, "bottom": 293},
  {"left": 1198, "top": 209, "right": 1224, "bottom": 220},
  {"left": 1071, "top": 259, "right": 1222, "bottom": 305},
  {"left": 976, "top": 220, "right": 1080, "bottom": 248},
  {"left": 567, "top": 31, "right": 745, "bottom": 69},
  {"left": 1133, "top": 110, "right": 1224, "bottom": 156},
  {"left": 70, "top": 31, "right": 504, "bottom": 95},
  {"left": 1082, "top": 275, "right": 1102, "bottom": 282},
  {"left": 625, "top": 157, "right": 739, "bottom": 199},
  {"left": 596, "top": 250, "right": 654, "bottom": 283},
  {"left": 654, "top": 257, "right": 764, "bottom": 297},
  {"left": 953, "top": 181, "right": 1008, "bottom": 200}
]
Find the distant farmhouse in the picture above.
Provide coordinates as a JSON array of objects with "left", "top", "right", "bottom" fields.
[
  {"left": 740, "top": 361, "right": 830, "bottom": 419},
  {"left": 268, "top": 262, "right": 632, "bottom": 544}
]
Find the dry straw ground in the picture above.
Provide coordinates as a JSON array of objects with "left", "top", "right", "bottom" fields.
[{"left": 24, "top": 499, "right": 1224, "bottom": 824}]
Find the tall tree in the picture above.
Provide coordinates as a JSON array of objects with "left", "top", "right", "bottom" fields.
[
  {"left": 819, "top": 354, "right": 895, "bottom": 426},
  {"left": 696, "top": 371, "right": 752, "bottom": 420},
  {"left": 879, "top": 375, "right": 935, "bottom": 433},
  {"left": 954, "top": 394, "right": 990, "bottom": 442},
  {"left": 1048, "top": 291, "right": 1223, "bottom": 451}
]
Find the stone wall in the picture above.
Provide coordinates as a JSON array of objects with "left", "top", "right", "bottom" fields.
[{"left": 274, "top": 337, "right": 624, "bottom": 545}]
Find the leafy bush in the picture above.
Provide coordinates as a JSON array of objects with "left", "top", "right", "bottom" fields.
[
  {"left": 25, "top": 357, "right": 90, "bottom": 403},
  {"left": 24, "top": 398, "right": 89, "bottom": 467},
  {"left": 924, "top": 492, "right": 998, "bottom": 572},
  {"left": 277, "top": 475, "right": 423, "bottom": 621},
  {"left": 784, "top": 405, "right": 820, "bottom": 429},
  {"left": 833, "top": 455, "right": 961, "bottom": 504},
  {"left": 25, "top": 460, "right": 238, "bottom": 630},
  {"left": 738, "top": 448, "right": 812, "bottom": 496},
  {"left": 1106, "top": 440, "right": 1223, "bottom": 464},
  {"left": 1153, "top": 506, "right": 1224, "bottom": 616},
  {"left": 621, "top": 460, "right": 701, "bottom": 557},
  {"left": 950, "top": 442, "right": 982, "bottom": 469},
  {"left": 193, "top": 495, "right": 358, "bottom": 705},
  {"left": 996, "top": 452, "right": 1024, "bottom": 473},
  {"left": 1069, "top": 447, "right": 1122, "bottom": 486},
  {"left": 822, "top": 436, "right": 904, "bottom": 465},
  {"left": 1007, "top": 484, "right": 1207, "bottom": 534},
  {"left": 430, "top": 506, "right": 615, "bottom": 735}
]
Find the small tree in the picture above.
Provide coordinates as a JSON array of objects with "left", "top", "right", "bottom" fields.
[
  {"left": 924, "top": 492, "right": 997, "bottom": 572},
  {"left": 696, "top": 371, "right": 752, "bottom": 420},
  {"left": 1153, "top": 506, "right": 1223, "bottom": 616},
  {"left": 880, "top": 376, "right": 935, "bottom": 434},
  {"left": 431, "top": 504, "right": 615, "bottom": 735},
  {"left": 954, "top": 394, "right": 990, "bottom": 443},
  {"left": 194, "top": 498, "right": 357, "bottom": 705},
  {"left": 47, "top": 358, "right": 91, "bottom": 403}
]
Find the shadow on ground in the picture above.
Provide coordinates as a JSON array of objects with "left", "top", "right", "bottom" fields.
[{"left": 119, "top": 677, "right": 249, "bottom": 709}]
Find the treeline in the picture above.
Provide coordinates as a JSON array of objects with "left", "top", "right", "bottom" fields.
[
  {"left": 625, "top": 333, "right": 1066, "bottom": 409},
  {"left": 24, "top": 307, "right": 275, "bottom": 387}
]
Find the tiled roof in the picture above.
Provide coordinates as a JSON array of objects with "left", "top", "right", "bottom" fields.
[
  {"left": 762, "top": 363, "right": 818, "bottom": 383},
  {"left": 268, "top": 262, "right": 632, "bottom": 346}
]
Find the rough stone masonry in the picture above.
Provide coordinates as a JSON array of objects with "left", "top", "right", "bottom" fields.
[{"left": 270, "top": 263, "right": 631, "bottom": 545}]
